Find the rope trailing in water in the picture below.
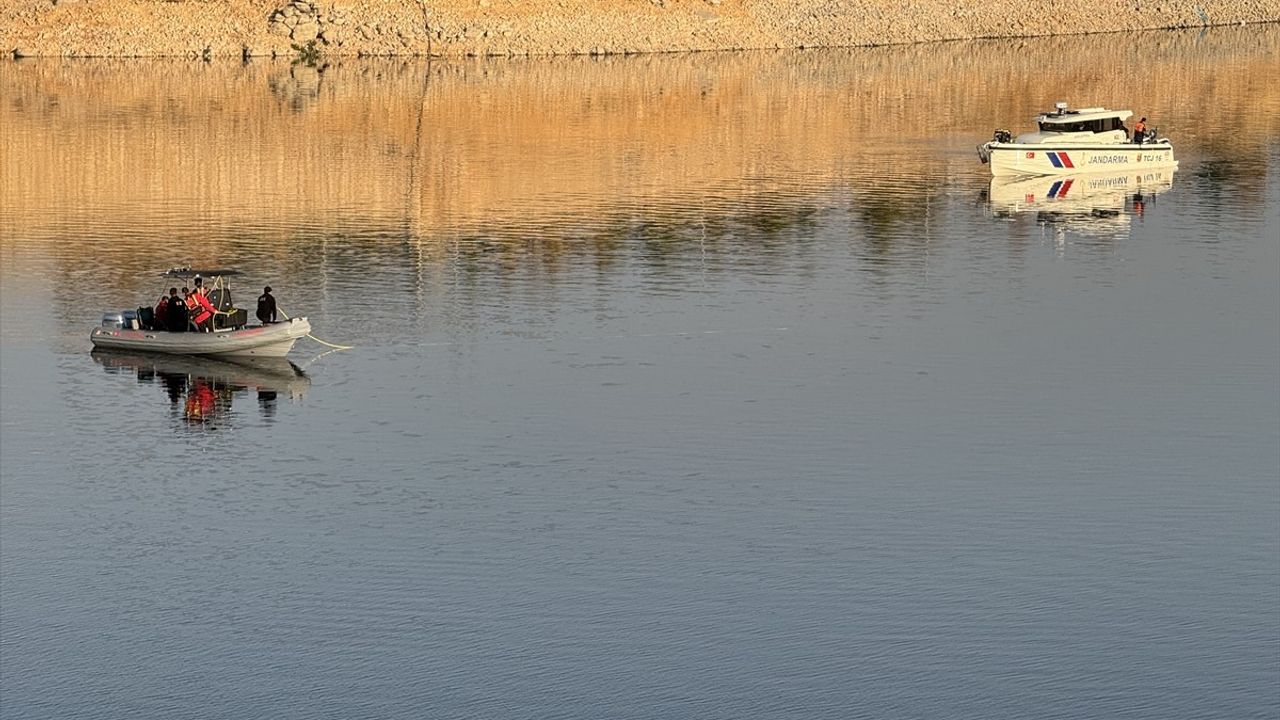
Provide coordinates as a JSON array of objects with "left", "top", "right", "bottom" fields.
[
  {"left": 276, "top": 306, "right": 355, "bottom": 351},
  {"left": 305, "top": 334, "right": 355, "bottom": 351}
]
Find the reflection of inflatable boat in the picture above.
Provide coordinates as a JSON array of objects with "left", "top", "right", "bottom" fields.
[
  {"left": 977, "top": 103, "right": 1177, "bottom": 177},
  {"left": 91, "top": 350, "right": 311, "bottom": 398}
]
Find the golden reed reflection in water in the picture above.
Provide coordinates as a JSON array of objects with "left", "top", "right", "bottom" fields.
[{"left": 1, "top": 25, "right": 1277, "bottom": 257}]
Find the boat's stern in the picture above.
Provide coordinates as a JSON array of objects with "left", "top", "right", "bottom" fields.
[{"left": 976, "top": 129, "right": 1012, "bottom": 165}]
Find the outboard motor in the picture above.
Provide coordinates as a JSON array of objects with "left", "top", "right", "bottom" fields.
[
  {"left": 101, "top": 310, "right": 139, "bottom": 330},
  {"left": 977, "top": 129, "right": 1013, "bottom": 164},
  {"left": 101, "top": 311, "right": 126, "bottom": 329}
]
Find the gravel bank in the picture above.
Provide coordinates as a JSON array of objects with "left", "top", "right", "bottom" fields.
[{"left": 2, "top": 0, "right": 1277, "bottom": 59}]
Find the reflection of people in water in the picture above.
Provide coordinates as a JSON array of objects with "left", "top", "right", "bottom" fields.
[
  {"left": 1133, "top": 192, "right": 1146, "bottom": 218},
  {"left": 161, "top": 372, "right": 187, "bottom": 404},
  {"left": 184, "top": 380, "right": 219, "bottom": 422},
  {"left": 93, "top": 351, "right": 307, "bottom": 428},
  {"left": 258, "top": 390, "right": 279, "bottom": 418}
]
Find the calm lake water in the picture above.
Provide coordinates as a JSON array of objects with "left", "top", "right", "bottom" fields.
[{"left": 2, "top": 26, "right": 1278, "bottom": 720}]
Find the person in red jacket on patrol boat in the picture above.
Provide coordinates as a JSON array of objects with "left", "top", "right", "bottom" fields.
[{"left": 186, "top": 276, "right": 217, "bottom": 331}]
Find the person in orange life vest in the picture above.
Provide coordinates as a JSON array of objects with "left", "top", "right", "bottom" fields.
[
  {"left": 1133, "top": 117, "right": 1147, "bottom": 145},
  {"left": 186, "top": 279, "right": 216, "bottom": 331}
]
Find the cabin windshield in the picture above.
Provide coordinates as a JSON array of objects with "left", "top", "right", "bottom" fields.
[{"left": 1039, "top": 117, "right": 1126, "bottom": 133}]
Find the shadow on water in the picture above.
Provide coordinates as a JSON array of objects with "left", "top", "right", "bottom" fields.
[{"left": 91, "top": 351, "right": 310, "bottom": 429}]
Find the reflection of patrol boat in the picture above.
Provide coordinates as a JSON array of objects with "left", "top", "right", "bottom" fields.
[
  {"left": 988, "top": 168, "right": 1175, "bottom": 238},
  {"left": 90, "top": 268, "right": 311, "bottom": 358},
  {"left": 989, "top": 168, "right": 1175, "bottom": 213},
  {"left": 977, "top": 103, "right": 1177, "bottom": 177}
]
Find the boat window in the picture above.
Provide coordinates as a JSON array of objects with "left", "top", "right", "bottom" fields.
[
  {"left": 1041, "top": 121, "right": 1087, "bottom": 133},
  {"left": 1038, "top": 119, "right": 1119, "bottom": 133}
]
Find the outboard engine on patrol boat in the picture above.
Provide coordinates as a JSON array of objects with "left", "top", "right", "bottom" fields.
[
  {"left": 101, "top": 310, "right": 139, "bottom": 330},
  {"left": 992, "top": 128, "right": 1012, "bottom": 144}
]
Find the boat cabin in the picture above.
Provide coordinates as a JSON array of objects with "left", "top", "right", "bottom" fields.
[{"left": 1015, "top": 104, "right": 1133, "bottom": 145}]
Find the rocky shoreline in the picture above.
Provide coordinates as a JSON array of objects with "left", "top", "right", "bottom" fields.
[{"left": 2, "top": 0, "right": 1278, "bottom": 59}]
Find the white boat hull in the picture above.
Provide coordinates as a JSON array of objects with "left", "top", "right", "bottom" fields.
[
  {"left": 90, "top": 317, "right": 311, "bottom": 358},
  {"left": 982, "top": 142, "right": 1177, "bottom": 177}
]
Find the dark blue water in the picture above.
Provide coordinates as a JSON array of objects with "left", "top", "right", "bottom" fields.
[{"left": 2, "top": 28, "right": 1278, "bottom": 719}]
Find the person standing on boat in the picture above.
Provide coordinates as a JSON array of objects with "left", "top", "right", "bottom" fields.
[
  {"left": 256, "top": 286, "right": 278, "bottom": 325},
  {"left": 1133, "top": 117, "right": 1147, "bottom": 145}
]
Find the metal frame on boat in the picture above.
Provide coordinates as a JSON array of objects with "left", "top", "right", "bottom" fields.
[{"left": 977, "top": 102, "right": 1177, "bottom": 177}]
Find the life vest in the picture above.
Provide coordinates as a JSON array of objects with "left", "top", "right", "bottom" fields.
[
  {"left": 1134, "top": 121, "right": 1146, "bottom": 134},
  {"left": 186, "top": 293, "right": 214, "bottom": 326}
]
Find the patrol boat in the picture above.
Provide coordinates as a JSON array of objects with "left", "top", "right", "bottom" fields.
[
  {"left": 89, "top": 268, "right": 311, "bottom": 359},
  {"left": 977, "top": 103, "right": 1177, "bottom": 177}
]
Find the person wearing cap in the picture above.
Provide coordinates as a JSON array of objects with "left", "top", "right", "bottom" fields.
[
  {"left": 1133, "top": 117, "right": 1147, "bottom": 145},
  {"left": 256, "top": 286, "right": 278, "bottom": 325},
  {"left": 165, "top": 287, "right": 188, "bottom": 331}
]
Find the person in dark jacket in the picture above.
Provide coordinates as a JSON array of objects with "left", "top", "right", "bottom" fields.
[
  {"left": 256, "top": 286, "right": 278, "bottom": 324},
  {"left": 166, "top": 287, "right": 189, "bottom": 331}
]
